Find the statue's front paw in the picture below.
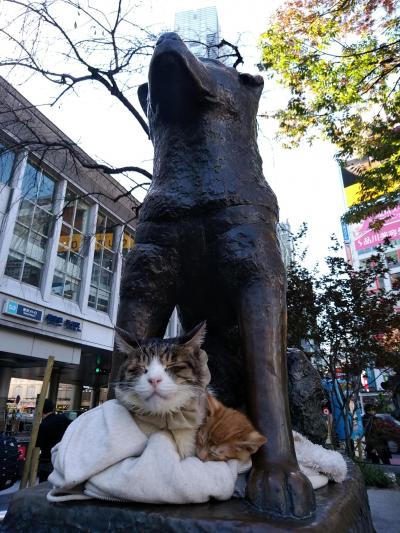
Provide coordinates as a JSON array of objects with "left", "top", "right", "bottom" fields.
[{"left": 246, "top": 463, "right": 315, "bottom": 518}]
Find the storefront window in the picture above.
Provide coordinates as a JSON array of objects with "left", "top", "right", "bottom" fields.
[
  {"left": 51, "top": 193, "right": 90, "bottom": 302},
  {"left": 120, "top": 229, "right": 135, "bottom": 278},
  {"left": 27, "top": 385, "right": 36, "bottom": 399},
  {"left": 88, "top": 212, "right": 116, "bottom": 313},
  {"left": 390, "top": 272, "right": 400, "bottom": 289},
  {"left": 5, "top": 162, "right": 56, "bottom": 287},
  {"left": 386, "top": 251, "right": 400, "bottom": 268},
  {"left": 122, "top": 230, "right": 135, "bottom": 258},
  {"left": 0, "top": 143, "right": 15, "bottom": 185}
]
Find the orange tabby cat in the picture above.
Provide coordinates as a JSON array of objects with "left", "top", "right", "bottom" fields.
[{"left": 196, "top": 394, "right": 267, "bottom": 462}]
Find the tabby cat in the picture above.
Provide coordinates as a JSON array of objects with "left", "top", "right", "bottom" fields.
[
  {"left": 196, "top": 394, "right": 267, "bottom": 462},
  {"left": 114, "top": 322, "right": 210, "bottom": 458}
]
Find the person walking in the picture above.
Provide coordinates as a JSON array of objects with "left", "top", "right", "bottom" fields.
[
  {"left": 36, "top": 399, "right": 70, "bottom": 482},
  {"left": 363, "top": 405, "right": 391, "bottom": 465}
]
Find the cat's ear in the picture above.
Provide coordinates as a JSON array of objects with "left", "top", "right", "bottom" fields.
[
  {"left": 235, "top": 431, "right": 267, "bottom": 455},
  {"left": 114, "top": 326, "right": 138, "bottom": 354},
  {"left": 206, "top": 394, "right": 221, "bottom": 416},
  {"left": 180, "top": 321, "right": 207, "bottom": 350}
]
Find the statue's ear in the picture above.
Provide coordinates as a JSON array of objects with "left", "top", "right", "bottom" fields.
[
  {"left": 138, "top": 83, "right": 149, "bottom": 116},
  {"left": 179, "top": 321, "right": 207, "bottom": 349},
  {"left": 239, "top": 73, "right": 264, "bottom": 100}
]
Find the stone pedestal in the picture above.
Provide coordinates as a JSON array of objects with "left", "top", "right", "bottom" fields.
[{"left": 1, "top": 461, "right": 375, "bottom": 533}]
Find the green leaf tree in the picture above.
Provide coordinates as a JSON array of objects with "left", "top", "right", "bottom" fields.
[
  {"left": 286, "top": 224, "right": 321, "bottom": 350},
  {"left": 287, "top": 228, "right": 400, "bottom": 454},
  {"left": 260, "top": 1, "right": 400, "bottom": 223}
]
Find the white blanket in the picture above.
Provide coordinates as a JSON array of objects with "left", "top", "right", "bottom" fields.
[
  {"left": 47, "top": 400, "right": 347, "bottom": 504},
  {"left": 293, "top": 431, "right": 347, "bottom": 489},
  {"left": 47, "top": 400, "right": 248, "bottom": 503}
]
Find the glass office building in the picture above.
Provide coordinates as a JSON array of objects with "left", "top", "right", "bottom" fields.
[{"left": 174, "top": 6, "right": 220, "bottom": 59}]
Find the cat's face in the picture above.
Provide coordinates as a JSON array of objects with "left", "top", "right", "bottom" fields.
[
  {"left": 196, "top": 395, "right": 267, "bottom": 462},
  {"left": 114, "top": 322, "right": 210, "bottom": 415}
]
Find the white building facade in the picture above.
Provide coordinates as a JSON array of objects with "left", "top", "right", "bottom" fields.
[{"left": 0, "top": 77, "right": 137, "bottom": 417}]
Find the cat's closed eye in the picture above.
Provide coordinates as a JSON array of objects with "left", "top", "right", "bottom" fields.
[
  {"left": 209, "top": 448, "right": 223, "bottom": 458},
  {"left": 166, "top": 363, "right": 188, "bottom": 372},
  {"left": 126, "top": 365, "right": 146, "bottom": 376}
]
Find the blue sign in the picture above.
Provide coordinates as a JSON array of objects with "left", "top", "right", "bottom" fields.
[
  {"left": 64, "top": 319, "right": 81, "bottom": 332},
  {"left": 3, "top": 300, "right": 43, "bottom": 322},
  {"left": 45, "top": 313, "right": 81, "bottom": 332},
  {"left": 45, "top": 314, "right": 63, "bottom": 327},
  {"left": 341, "top": 221, "right": 350, "bottom": 243}
]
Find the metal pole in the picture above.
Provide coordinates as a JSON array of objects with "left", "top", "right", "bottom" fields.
[
  {"left": 20, "top": 356, "right": 54, "bottom": 489},
  {"left": 29, "top": 448, "right": 40, "bottom": 487}
]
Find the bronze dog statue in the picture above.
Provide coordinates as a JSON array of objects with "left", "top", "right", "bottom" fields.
[{"left": 114, "top": 32, "right": 315, "bottom": 518}]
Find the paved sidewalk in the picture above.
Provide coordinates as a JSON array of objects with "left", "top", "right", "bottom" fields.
[{"left": 368, "top": 488, "right": 400, "bottom": 533}]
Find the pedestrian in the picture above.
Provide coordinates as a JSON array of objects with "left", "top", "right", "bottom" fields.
[
  {"left": 362, "top": 405, "right": 391, "bottom": 465},
  {"left": 36, "top": 399, "right": 70, "bottom": 482}
]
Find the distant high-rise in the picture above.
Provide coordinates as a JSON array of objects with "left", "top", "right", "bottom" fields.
[
  {"left": 174, "top": 6, "right": 220, "bottom": 59},
  {"left": 277, "top": 220, "right": 293, "bottom": 269}
]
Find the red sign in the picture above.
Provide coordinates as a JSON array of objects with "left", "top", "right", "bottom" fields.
[
  {"left": 352, "top": 205, "right": 400, "bottom": 251},
  {"left": 335, "top": 367, "right": 345, "bottom": 379},
  {"left": 17, "top": 444, "right": 27, "bottom": 461}
]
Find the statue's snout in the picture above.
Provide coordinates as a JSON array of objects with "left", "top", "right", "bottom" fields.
[{"left": 156, "top": 32, "right": 182, "bottom": 46}]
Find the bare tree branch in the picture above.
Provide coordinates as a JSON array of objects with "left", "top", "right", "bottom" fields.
[{"left": 1, "top": 0, "right": 154, "bottom": 135}]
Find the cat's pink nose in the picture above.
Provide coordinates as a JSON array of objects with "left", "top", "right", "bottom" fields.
[{"left": 148, "top": 377, "right": 162, "bottom": 387}]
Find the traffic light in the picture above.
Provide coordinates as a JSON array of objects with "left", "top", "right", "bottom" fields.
[{"left": 95, "top": 355, "right": 109, "bottom": 375}]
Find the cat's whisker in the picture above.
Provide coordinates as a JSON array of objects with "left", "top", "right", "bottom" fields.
[{"left": 135, "top": 342, "right": 147, "bottom": 361}]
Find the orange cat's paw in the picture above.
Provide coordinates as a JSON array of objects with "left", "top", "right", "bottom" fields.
[{"left": 246, "top": 463, "right": 315, "bottom": 518}]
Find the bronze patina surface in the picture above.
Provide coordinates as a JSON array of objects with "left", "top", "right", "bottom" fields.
[
  {"left": 2, "top": 32, "right": 374, "bottom": 532},
  {"left": 113, "top": 32, "right": 314, "bottom": 518}
]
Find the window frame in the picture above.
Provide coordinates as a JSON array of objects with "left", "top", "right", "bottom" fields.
[
  {"left": 88, "top": 212, "right": 118, "bottom": 314},
  {"left": 0, "top": 142, "right": 16, "bottom": 186},
  {"left": 4, "top": 161, "right": 57, "bottom": 288},
  {"left": 51, "top": 194, "right": 91, "bottom": 302}
]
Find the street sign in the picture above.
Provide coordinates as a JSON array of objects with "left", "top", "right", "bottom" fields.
[{"left": 3, "top": 299, "right": 43, "bottom": 322}]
